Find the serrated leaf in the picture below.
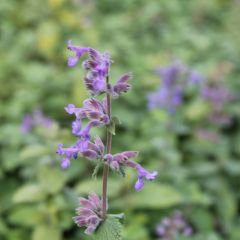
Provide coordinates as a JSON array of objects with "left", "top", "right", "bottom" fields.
[
  {"left": 92, "top": 217, "right": 123, "bottom": 240},
  {"left": 13, "top": 184, "right": 46, "bottom": 203}
]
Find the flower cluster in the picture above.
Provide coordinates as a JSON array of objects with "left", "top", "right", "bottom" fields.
[
  {"left": 156, "top": 211, "right": 193, "bottom": 239},
  {"left": 67, "top": 40, "right": 132, "bottom": 97},
  {"left": 104, "top": 151, "right": 158, "bottom": 191},
  {"left": 57, "top": 41, "right": 158, "bottom": 234},
  {"left": 73, "top": 192, "right": 105, "bottom": 235},
  {"left": 147, "top": 61, "right": 203, "bottom": 112},
  {"left": 201, "top": 80, "right": 233, "bottom": 125},
  {"left": 21, "top": 109, "right": 54, "bottom": 133}
]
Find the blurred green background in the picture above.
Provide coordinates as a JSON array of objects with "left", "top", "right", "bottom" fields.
[{"left": 0, "top": 0, "right": 240, "bottom": 239}]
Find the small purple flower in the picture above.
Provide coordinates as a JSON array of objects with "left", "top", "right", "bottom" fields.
[
  {"left": 201, "top": 82, "right": 233, "bottom": 125},
  {"left": 81, "top": 137, "right": 105, "bottom": 160},
  {"left": 67, "top": 40, "right": 89, "bottom": 67},
  {"left": 104, "top": 151, "right": 158, "bottom": 191},
  {"left": 61, "top": 158, "right": 71, "bottom": 169},
  {"left": 112, "top": 73, "right": 132, "bottom": 98},
  {"left": 21, "top": 114, "right": 34, "bottom": 133},
  {"left": 134, "top": 165, "right": 158, "bottom": 191},
  {"left": 73, "top": 192, "right": 105, "bottom": 235},
  {"left": 83, "top": 98, "right": 110, "bottom": 125},
  {"left": 21, "top": 109, "right": 54, "bottom": 133},
  {"left": 188, "top": 70, "right": 204, "bottom": 84},
  {"left": 156, "top": 211, "right": 193, "bottom": 239},
  {"left": 57, "top": 135, "right": 105, "bottom": 168},
  {"left": 56, "top": 143, "right": 80, "bottom": 169},
  {"left": 148, "top": 61, "right": 203, "bottom": 112},
  {"left": 57, "top": 97, "right": 110, "bottom": 168},
  {"left": 67, "top": 41, "right": 112, "bottom": 96}
]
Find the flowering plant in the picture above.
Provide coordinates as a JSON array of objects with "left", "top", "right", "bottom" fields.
[
  {"left": 147, "top": 61, "right": 203, "bottom": 112},
  {"left": 56, "top": 41, "right": 157, "bottom": 238},
  {"left": 156, "top": 211, "right": 192, "bottom": 240}
]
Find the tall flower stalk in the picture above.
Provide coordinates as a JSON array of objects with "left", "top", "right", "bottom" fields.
[{"left": 56, "top": 41, "right": 157, "bottom": 235}]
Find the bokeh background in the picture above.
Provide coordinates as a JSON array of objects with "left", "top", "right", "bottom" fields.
[{"left": 1, "top": 0, "right": 240, "bottom": 239}]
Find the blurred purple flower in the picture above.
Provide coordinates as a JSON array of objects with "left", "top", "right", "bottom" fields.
[
  {"left": 73, "top": 192, "right": 104, "bottom": 235},
  {"left": 21, "top": 115, "right": 34, "bottom": 133},
  {"left": 156, "top": 211, "right": 193, "bottom": 239},
  {"left": 196, "top": 129, "right": 219, "bottom": 142},
  {"left": 148, "top": 61, "right": 203, "bottom": 112},
  {"left": 21, "top": 109, "right": 54, "bottom": 133},
  {"left": 201, "top": 82, "right": 233, "bottom": 125}
]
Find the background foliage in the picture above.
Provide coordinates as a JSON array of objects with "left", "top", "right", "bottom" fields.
[{"left": 0, "top": 0, "right": 240, "bottom": 239}]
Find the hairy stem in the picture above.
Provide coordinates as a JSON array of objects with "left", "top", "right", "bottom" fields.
[{"left": 102, "top": 76, "right": 112, "bottom": 219}]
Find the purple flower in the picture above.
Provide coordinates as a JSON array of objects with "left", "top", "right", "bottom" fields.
[
  {"left": 21, "top": 109, "right": 54, "bottom": 133},
  {"left": 56, "top": 143, "right": 80, "bottom": 169},
  {"left": 57, "top": 135, "right": 105, "bottom": 168},
  {"left": 201, "top": 83, "right": 233, "bottom": 125},
  {"left": 83, "top": 98, "right": 110, "bottom": 125},
  {"left": 73, "top": 192, "right": 105, "bottom": 235},
  {"left": 156, "top": 211, "right": 193, "bottom": 238},
  {"left": 57, "top": 97, "right": 110, "bottom": 168},
  {"left": 111, "top": 73, "right": 132, "bottom": 98},
  {"left": 67, "top": 40, "right": 89, "bottom": 67},
  {"left": 104, "top": 151, "right": 158, "bottom": 191},
  {"left": 81, "top": 137, "right": 105, "bottom": 160},
  {"left": 148, "top": 61, "right": 203, "bottom": 112},
  {"left": 134, "top": 165, "right": 158, "bottom": 191},
  {"left": 67, "top": 41, "right": 112, "bottom": 96},
  {"left": 21, "top": 114, "right": 34, "bottom": 133},
  {"left": 188, "top": 70, "right": 204, "bottom": 84}
]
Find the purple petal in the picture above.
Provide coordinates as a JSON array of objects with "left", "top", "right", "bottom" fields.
[
  {"left": 122, "top": 151, "right": 139, "bottom": 159},
  {"left": 81, "top": 150, "right": 98, "bottom": 160},
  {"left": 61, "top": 158, "right": 71, "bottom": 169},
  {"left": 135, "top": 177, "right": 144, "bottom": 191},
  {"left": 67, "top": 40, "right": 89, "bottom": 67},
  {"left": 117, "top": 73, "right": 132, "bottom": 83},
  {"left": 94, "top": 136, "right": 105, "bottom": 154}
]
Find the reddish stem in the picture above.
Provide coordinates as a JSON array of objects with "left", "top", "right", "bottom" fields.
[{"left": 102, "top": 76, "right": 112, "bottom": 219}]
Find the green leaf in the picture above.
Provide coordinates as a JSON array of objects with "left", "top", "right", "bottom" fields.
[
  {"left": 32, "top": 225, "right": 61, "bottom": 240},
  {"left": 92, "top": 217, "right": 123, "bottom": 240},
  {"left": 107, "top": 121, "right": 116, "bottom": 135},
  {"left": 181, "top": 182, "right": 212, "bottom": 205},
  {"left": 114, "top": 183, "right": 182, "bottom": 209},
  {"left": 92, "top": 160, "right": 102, "bottom": 179},
  {"left": 8, "top": 205, "right": 45, "bottom": 227},
  {"left": 20, "top": 144, "right": 48, "bottom": 161},
  {"left": 38, "top": 166, "right": 66, "bottom": 194},
  {"left": 111, "top": 116, "right": 122, "bottom": 125},
  {"left": 108, "top": 213, "right": 125, "bottom": 222},
  {"left": 13, "top": 184, "right": 46, "bottom": 203},
  {"left": 118, "top": 165, "right": 126, "bottom": 177}
]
